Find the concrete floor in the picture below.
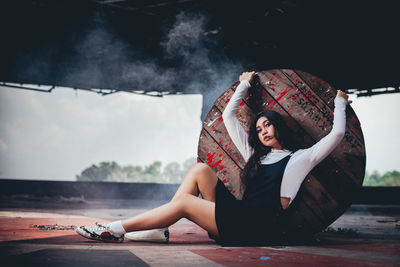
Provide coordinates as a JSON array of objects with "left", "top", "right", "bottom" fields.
[{"left": 1, "top": 197, "right": 399, "bottom": 266}]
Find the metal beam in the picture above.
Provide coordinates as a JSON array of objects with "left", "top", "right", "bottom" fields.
[
  {"left": 347, "top": 87, "right": 400, "bottom": 97},
  {"left": 0, "top": 82, "right": 55, "bottom": 93},
  {"left": 0, "top": 82, "right": 172, "bottom": 97}
]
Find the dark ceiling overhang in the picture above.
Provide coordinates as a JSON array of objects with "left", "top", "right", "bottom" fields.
[{"left": 0, "top": 0, "right": 399, "bottom": 96}]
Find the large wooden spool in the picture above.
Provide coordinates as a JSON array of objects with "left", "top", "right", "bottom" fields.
[{"left": 197, "top": 69, "right": 366, "bottom": 238}]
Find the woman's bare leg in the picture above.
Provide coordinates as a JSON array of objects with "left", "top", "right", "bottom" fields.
[
  {"left": 121, "top": 163, "right": 220, "bottom": 237},
  {"left": 172, "top": 163, "right": 218, "bottom": 202},
  {"left": 122, "top": 193, "right": 219, "bottom": 237}
]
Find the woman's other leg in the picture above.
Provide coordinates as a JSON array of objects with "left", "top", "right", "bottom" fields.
[
  {"left": 122, "top": 193, "right": 219, "bottom": 237},
  {"left": 171, "top": 163, "right": 218, "bottom": 202},
  {"left": 121, "top": 163, "right": 220, "bottom": 237}
]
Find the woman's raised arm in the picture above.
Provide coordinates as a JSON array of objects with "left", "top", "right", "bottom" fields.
[
  {"left": 280, "top": 90, "right": 351, "bottom": 206},
  {"left": 222, "top": 72, "right": 256, "bottom": 161},
  {"left": 304, "top": 90, "right": 350, "bottom": 166}
]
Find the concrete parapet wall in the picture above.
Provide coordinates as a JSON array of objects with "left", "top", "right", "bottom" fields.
[
  {"left": 0, "top": 179, "right": 179, "bottom": 201},
  {"left": 0, "top": 179, "right": 398, "bottom": 204}
]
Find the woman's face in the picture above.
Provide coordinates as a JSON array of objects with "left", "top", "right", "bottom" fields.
[{"left": 256, "top": 116, "right": 282, "bottom": 150}]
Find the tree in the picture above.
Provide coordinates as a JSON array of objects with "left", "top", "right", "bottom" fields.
[
  {"left": 76, "top": 161, "right": 120, "bottom": 182},
  {"left": 144, "top": 161, "right": 162, "bottom": 178},
  {"left": 380, "top": 170, "right": 400, "bottom": 186},
  {"left": 363, "top": 170, "right": 381, "bottom": 186},
  {"left": 76, "top": 157, "right": 201, "bottom": 183},
  {"left": 163, "top": 162, "right": 182, "bottom": 183},
  {"left": 363, "top": 170, "right": 400, "bottom": 186},
  {"left": 181, "top": 157, "right": 197, "bottom": 178},
  {"left": 122, "top": 165, "right": 144, "bottom": 182}
]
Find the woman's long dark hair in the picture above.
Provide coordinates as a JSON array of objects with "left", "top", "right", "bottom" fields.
[{"left": 241, "top": 110, "right": 301, "bottom": 190}]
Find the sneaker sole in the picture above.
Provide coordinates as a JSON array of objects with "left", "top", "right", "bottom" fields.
[{"left": 76, "top": 227, "right": 124, "bottom": 243}]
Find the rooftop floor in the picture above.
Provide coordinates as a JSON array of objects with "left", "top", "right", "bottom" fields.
[{"left": 1, "top": 197, "right": 399, "bottom": 266}]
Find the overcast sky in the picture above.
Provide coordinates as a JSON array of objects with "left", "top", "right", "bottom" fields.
[
  {"left": 0, "top": 85, "right": 399, "bottom": 181},
  {"left": 0, "top": 86, "right": 202, "bottom": 181}
]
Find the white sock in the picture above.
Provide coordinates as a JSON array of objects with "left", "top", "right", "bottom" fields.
[
  {"left": 106, "top": 220, "right": 126, "bottom": 235},
  {"left": 125, "top": 228, "right": 169, "bottom": 242}
]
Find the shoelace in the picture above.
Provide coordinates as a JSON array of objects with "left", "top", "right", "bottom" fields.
[
  {"left": 95, "top": 222, "right": 105, "bottom": 228},
  {"left": 94, "top": 222, "right": 109, "bottom": 231}
]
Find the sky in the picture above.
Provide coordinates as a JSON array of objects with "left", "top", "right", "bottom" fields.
[
  {"left": 0, "top": 85, "right": 399, "bottom": 181},
  {"left": 349, "top": 92, "right": 400, "bottom": 174},
  {"left": 0, "top": 86, "right": 202, "bottom": 181}
]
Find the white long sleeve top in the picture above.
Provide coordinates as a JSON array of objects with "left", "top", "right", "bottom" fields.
[{"left": 222, "top": 80, "right": 347, "bottom": 206}]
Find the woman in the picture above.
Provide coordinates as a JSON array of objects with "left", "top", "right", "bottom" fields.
[{"left": 76, "top": 71, "right": 351, "bottom": 244}]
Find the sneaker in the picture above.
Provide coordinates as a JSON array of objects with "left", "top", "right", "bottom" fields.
[
  {"left": 125, "top": 228, "right": 169, "bottom": 243},
  {"left": 76, "top": 222, "right": 124, "bottom": 243}
]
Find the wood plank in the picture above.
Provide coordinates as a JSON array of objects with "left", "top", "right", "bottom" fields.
[
  {"left": 214, "top": 86, "right": 236, "bottom": 111},
  {"left": 197, "top": 129, "right": 243, "bottom": 199},
  {"left": 202, "top": 106, "right": 246, "bottom": 169},
  {"left": 287, "top": 69, "right": 337, "bottom": 109},
  {"left": 213, "top": 86, "right": 255, "bottom": 138},
  {"left": 282, "top": 69, "right": 364, "bottom": 148},
  {"left": 302, "top": 174, "right": 339, "bottom": 224},
  {"left": 280, "top": 197, "right": 326, "bottom": 237}
]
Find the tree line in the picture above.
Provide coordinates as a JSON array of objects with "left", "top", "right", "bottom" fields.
[
  {"left": 76, "top": 157, "right": 197, "bottom": 183},
  {"left": 77, "top": 160, "right": 399, "bottom": 186},
  {"left": 362, "top": 170, "right": 400, "bottom": 186}
]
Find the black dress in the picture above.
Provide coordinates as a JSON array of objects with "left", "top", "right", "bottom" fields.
[{"left": 212, "top": 154, "right": 292, "bottom": 245}]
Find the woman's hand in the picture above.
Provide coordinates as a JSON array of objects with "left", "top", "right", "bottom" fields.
[
  {"left": 239, "top": 71, "right": 256, "bottom": 83},
  {"left": 336, "top": 90, "right": 352, "bottom": 105}
]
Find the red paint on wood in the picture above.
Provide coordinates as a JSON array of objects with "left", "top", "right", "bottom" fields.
[
  {"left": 224, "top": 141, "right": 232, "bottom": 150},
  {"left": 207, "top": 152, "right": 216, "bottom": 164},
  {"left": 289, "top": 93, "right": 297, "bottom": 100},
  {"left": 276, "top": 86, "right": 294, "bottom": 102},
  {"left": 212, "top": 159, "right": 223, "bottom": 168},
  {"left": 340, "top": 140, "right": 347, "bottom": 149}
]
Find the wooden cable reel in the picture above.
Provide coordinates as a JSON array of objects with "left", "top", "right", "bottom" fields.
[{"left": 197, "top": 69, "right": 366, "bottom": 239}]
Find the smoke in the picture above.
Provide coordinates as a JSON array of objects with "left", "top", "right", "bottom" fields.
[
  {"left": 62, "top": 11, "right": 245, "bottom": 120},
  {"left": 161, "top": 12, "right": 245, "bottom": 119},
  {"left": 162, "top": 12, "right": 207, "bottom": 60}
]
